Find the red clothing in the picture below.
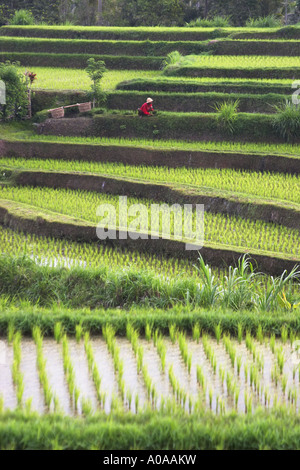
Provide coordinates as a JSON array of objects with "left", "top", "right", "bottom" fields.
[{"left": 140, "top": 102, "right": 153, "bottom": 115}]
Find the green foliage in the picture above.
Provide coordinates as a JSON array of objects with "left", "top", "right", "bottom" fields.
[
  {"left": 187, "top": 16, "right": 231, "bottom": 27},
  {"left": 272, "top": 100, "right": 300, "bottom": 142},
  {"left": 2, "top": 408, "right": 300, "bottom": 449},
  {"left": 85, "top": 57, "right": 107, "bottom": 107},
  {"left": 0, "top": 254, "right": 298, "bottom": 311},
  {"left": 107, "top": 0, "right": 185, "bottom": 27},
  {"left": 207, "top": 0, "right": 283, "bottom": 26},
  {"left": 214, "top": 99, "right": 240, "bottom": 134},
  {"left": 4, "top": 156, "right": 299, "bottom": 206},
  {"left": 0, "top": 61, "right": 28, "bottom": 120},
  {"left": 1, "top": 183, "right": 300, "bottom": 257},
  {"left": 246, "top": 15, "right": 282, "bottom": 28},
  {"left": 162, "top": 50, "right": 184, "bottom": 71},
  {"left": 0, "top": 1, "right": 60, "bottom": 25},
  {"left": 0, "top": 52, "right": 161, "bottom": 70},
  {"left": 9, "top": 9, "right": 35, "bottom": 25}
]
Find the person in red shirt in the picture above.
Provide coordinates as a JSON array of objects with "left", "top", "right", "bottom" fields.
[{"left": 138, "top": 97, "right": 154, "bottom": 117}]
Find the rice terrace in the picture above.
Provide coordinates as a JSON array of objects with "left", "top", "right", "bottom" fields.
[{"left": 0, "top": 0, "right": 300, "bottom": 452}]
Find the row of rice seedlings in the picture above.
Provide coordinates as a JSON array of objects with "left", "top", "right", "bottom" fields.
[
  {"left": 102, "top": 325, "right": 130, "bottom": 410},
  {"left": 220, "top": 334, "right": 261, "bottom": 410},
  {"left": 222, "top": 334, "right": 242, "bottom": 375},
  {"left": 202, "top": 334, "right": 217, "bottom": 375},
  {"left": 135, "top": 325, "right": 160, "bottom": 407},
  {"left": 83, "top": 331, "right": 106, "bottom": 408},
  {"left": 169, "top": 323, "right": 179, "bottom": 344},
  {"left": 168, "top": 365, "right": 191, "bottom": 411},
  {"left": 126, "top": 323, "right": 147, "bottom": 410},
  {"left": 177, "top": 54, "right": 300, "bottom": 69},
  {"left": 245, "top": 331, "right": 265, "bottom": 372},
  {"left": 61, "top": 333, "right": 80, "bottom": 411},
  {"left": 0, "top": 225, "right": 197, "bottom": 279},
  {"left": 9, "top": 129, "right": 300, "bottom": 157},
  {"left": 11, "top": 332, "right": 24, "bottom": 408},
  {"left": 199, "top": 334, "right": 228, "bottom": 412},
  {"left": 156, "top": 336, "right": 167, "bottom": 373},
  {"left": 192, "top": 324, "right": 201, "bottom": 343},
  {"left": 4, "top": 156, "right": 299, "bottom": 206},
  {"left": 32, "top": 326, "right": 58, "bottom": 411},
  {"left": 199, "top": 363, "right": 226, "bottom": 413},
  {"left": 178, "top": 333, "right": 192, "bottom": 374},
  {"left": 1, "top": 185, "right": 299, "bottom": 257}
]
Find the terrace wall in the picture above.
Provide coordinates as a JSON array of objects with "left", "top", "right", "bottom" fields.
[
  {"left": 0, "top": 202, "right": 297, "bottom": 276},
  {"left": 35, "top": 115, "right": 300, "bottom": 144},
  {"left": 1, "top": 140, "right": 299, "bottom": 174},
  {"left": 15, "top": 170, "right": 300, "bottom": 230}
]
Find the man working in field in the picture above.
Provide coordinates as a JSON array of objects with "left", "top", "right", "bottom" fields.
[{"left": 138, "top": 97, "right": 154, "bottom": 117}]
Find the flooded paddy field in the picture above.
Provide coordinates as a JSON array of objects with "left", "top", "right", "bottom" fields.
[{"left": 0, "top": 332, "right": 299, "bottom": 416}]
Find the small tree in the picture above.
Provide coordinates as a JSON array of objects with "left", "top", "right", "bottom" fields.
[
  {"left": 24, "top": 70, "right": 37, "bottom": 119},
  {"left": 85, "top": 58, "right": 107, "bottom": 108},
  {"left": 0, "top": 61, "right": 28, "bottom": 121}
]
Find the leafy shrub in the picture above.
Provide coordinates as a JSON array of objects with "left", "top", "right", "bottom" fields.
[
  {"left": 187, "top": 16, "right": 231, "bottom": 27},
  {"left": 272, "top": 100, "right": 300, "bottom": 142},
  {"left": 9, "top": 9, "right": 35, "bottom": 26},
  {"left": 85, "top": 58, "right": 107, "bottom": 108},
  {"left": 0, "top": 61, "right": 28, "bottom": 121},
  {"left": 246, "top": 15, "right": 282, "bottom": 28},
  {"left": 214, "top": 100, "right": 240, "bottom": 134},
  {"left": 162, "top": 50, "right": 184, "bottom": 69},
  {"left": 162, "top": 51, "right": 198, "bottom": 73}
]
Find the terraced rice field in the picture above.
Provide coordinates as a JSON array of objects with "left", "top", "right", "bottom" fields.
[
  {"left": 2, "top": 327, "right": 300, "bottom": 416},
  {"left": 0, "top": 23, "right": 300, "bottom": 449},
  {"left": 2, "top": 157, "right": 299, "bottom": 205},
  {"left": 0, "top": 224, "right": 197, "bottom": 277},
  {"left": 0, "top": 185, "right": 299, "bottom": 258}
]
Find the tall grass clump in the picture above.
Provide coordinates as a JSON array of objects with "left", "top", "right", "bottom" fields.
[
  {"left": 214, "top": 100, "right": 240, "bottom": 135},
  {"left": 246, "top": 15, "right": 282, "bottom": 27},
  {"left": 162, "top": 51, "right": 184, "bottom": 70},
  {"left": 257, "top": 266, "right": 300, "bottom": 311},
  {"left": 9, "top": 10, "right": 35, "bottom": 25},
  {"left": 193, "top": 255, "right": 221, "bottom": 308},
  {"left": 222, "top": 256, "right": 257, "bottom": 310},
  {"left": 187, "top": 16, "right": 231, "bottom": 27},
  {"left": 272, "top": 101, "right": 300, "bottom": 142}
]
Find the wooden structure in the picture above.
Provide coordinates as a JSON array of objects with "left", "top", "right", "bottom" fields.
[{"left": 48, "top": 102, "right": 92, "bottom": 119}]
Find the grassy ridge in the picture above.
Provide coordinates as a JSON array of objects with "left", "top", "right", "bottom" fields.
[
  {"left": 0, "top": 37, "right": 208, "bottom": 56},
  {"left": 0, "top": 255, "right": 298, "bottom": 312},
  {"left": 0, "top": 409, "right": 300, "bottom": 450},
  {"left": 0, "top": 52, "right": 163, "bottom": 70},
  {"left": 31, "top": 89, "right": 289, "bottom": 114},
  {"left": 23, "top": 67, "right": 293, "bottom": 93},
  {"left": 1, "top": 185, "right": 299, "bottom": 257},
  {"left": 1, "top": 304, "right": 300, "bottom": 337},
  {"left": 105, "top": 90, "right": 287, "bottom": 114},
  {"left": 43, "top": 112, "right": 300, "bottom": 144},
  {"left": 2, "top": 157, "right": 299, "bottom": 206},
  {"left": 2, "top": 124, "right": 299, "bottom": 158},
  {"left": 1, "top": 36, "right": 300, "bottom": 57},
  {"left": 164, "top": 55, "right": 300, "bottom": 79},
  {"left": 1, "top": 24, "right": 300, "bottom": 40},
  {"left": 212, "top": 39, "right": 300, "bottom": 56},
  {"left": 116, "top": 78, "right": 294, "bottom": 95}
]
